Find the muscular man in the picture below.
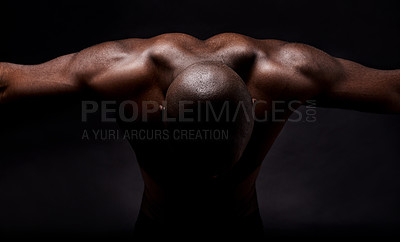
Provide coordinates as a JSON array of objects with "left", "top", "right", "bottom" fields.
[{"left": 1, "top": 33, "right": 399, "bottom": 240}]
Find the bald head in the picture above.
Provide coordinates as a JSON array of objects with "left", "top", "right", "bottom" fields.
[
  {"left": 166, "top": 61, "right": 249, "bottom": 106},
  {"left": 165, "top": 61, "right": 254, "bottom": 178}
]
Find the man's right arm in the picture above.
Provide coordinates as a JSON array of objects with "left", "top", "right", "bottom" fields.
[
  {"left": 0, "top": 53, "right": 80, "bottom": 103},
  {"left": 0, "top": 39, "right": 155, "bottom": 104}
]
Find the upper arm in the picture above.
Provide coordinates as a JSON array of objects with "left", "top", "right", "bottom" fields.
[
  {"left": 267, "top": 43, "right": 400, "bottom": 113},
  {"left": 70, "top": 39, "right": 156, "bottom": 98},
  {"left": 0, "top": 39, "right": 155, "bottom": 103},
  {"left": 316, "top": 58, "right": 400, "bottom": 113},
  {"left": 0, "top": 54, "right": 80, "bottom": 103}
]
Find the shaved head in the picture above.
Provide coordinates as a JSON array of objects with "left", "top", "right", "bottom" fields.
[
  {"left": 165, "top": 61, "right": 254, "bottom": 178},
  {"left": 167, "top": 62, "right": 249, "bottom": 105}
]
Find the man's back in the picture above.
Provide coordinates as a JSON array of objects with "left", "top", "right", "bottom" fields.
[
  {"left": 108, "top": 33, "right": 308, "bottom": 232},
  {"left": 1, "top": 33, "right": 399, "bottom": 239},
  {"left": 114, "top": 33, "right": 286, "bottom": 238}
]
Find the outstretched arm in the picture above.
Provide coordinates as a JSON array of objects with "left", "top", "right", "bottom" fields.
[
  {"left": 266, "top": 42, "right": 400, "bottom": 113},
  {"left": 316, "top": 58, "right": 400, "bottom": 113},
  {"left": 0, "top": 54, "right": 82, "bottom": 103},
  {"left": 0, "top": 39, "right": 155, "bottom": 104}
]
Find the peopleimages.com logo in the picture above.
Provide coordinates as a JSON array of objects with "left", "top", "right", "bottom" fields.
[{"left": 81, "top": 99, "right": 317, "bottom": 123}]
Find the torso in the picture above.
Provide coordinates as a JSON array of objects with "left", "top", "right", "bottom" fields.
[{"left": 116, "top": 33, "right": 300, "bottom": 231}]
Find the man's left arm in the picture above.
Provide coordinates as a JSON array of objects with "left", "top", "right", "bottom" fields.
[
  {"left": 316, "top": 57, "right": 400, "bottom": 113},
  {"left": 279, "top": 43, "right": 400, "bottom": 113}
]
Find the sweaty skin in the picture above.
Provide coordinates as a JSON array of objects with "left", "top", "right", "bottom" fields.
[{"left": 0, "top": 33, "right": 399, "bottom": 239}]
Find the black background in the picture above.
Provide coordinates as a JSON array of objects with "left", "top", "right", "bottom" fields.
[{"left": 0, "top": 0, "right": 399, "bottom": 238}]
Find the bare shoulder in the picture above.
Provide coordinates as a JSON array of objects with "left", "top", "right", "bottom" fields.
[
  {"left": 71, "top": 38, "right": 152, "bottom": 71},
  {"left": 74, "top": 36, "right": 177, "bottom": 58},
  {"left": 248, "top": 41, "right": 342, "bottom": 90},
  {"left": 246, "top": 40, "right": 345, "bottom": 102},
  {"left": 269, "top": 42, "right": 342, "bottom": 77}
]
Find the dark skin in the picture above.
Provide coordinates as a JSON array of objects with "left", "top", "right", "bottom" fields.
[{"left": 1, "top": 33, "right": 399, "bottom": 238}]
